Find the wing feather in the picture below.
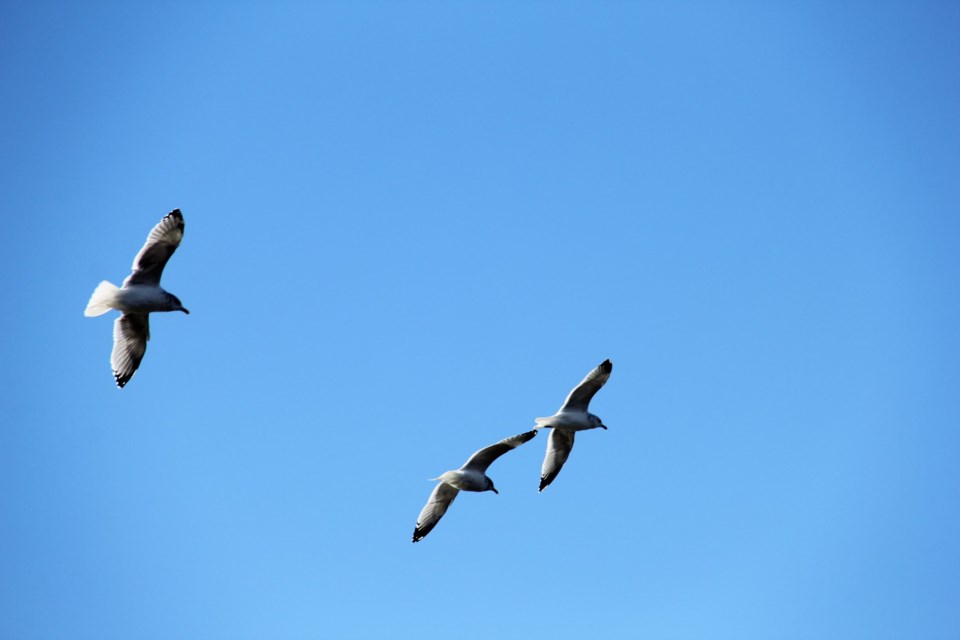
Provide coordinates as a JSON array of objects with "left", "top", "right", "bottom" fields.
[
  {"left": 559, "top": 359, "right": 612, "bottom": 412},
  {"left": 111, "top": 313, "right": 150, "bottom": 388},
  {"left": 539, "top": 429, "right": 575, "bottom": 492},
  {"left": 461, "top": 430, "right": 537, "bottom": 472},
  {"left": 412, "top": 482, "right": 460, "bottom": 542},
  {"left": 123, "top": 209, "right": 184, "bottom": 286}
]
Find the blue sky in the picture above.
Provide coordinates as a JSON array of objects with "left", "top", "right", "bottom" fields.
[{"left": 1, "top": 2, "right": 959, "bottom": 638}]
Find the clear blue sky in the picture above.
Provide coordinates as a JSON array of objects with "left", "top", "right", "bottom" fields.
[{"left": 1, "top": 2, "right": 958, "bottom": 639}]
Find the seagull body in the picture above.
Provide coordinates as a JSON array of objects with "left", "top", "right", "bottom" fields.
[
  {"left": 431, "top": 468, "right": 495, "bottom": 492},
  {"left": 535, "top": 359, "right": 612, "bottom": 492},
  {"left": 413, "top": 430, "right": 537, "bottom": 543},
  {"left": 89, "top": 283, "right": 182, "bottom": 314},
  {"left": 84, "top": 209, "right": 189, "bottom": 388}
]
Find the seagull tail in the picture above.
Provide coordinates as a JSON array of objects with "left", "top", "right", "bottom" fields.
[{"left": 84, "top": 280, "right": 120, "bottom": 317}]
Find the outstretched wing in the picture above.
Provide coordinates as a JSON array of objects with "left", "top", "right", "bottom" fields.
[
  {"left": 559, "top": 359, "right": 612, "bottom": 412},
  {"left": 111, "top": 313, "right": 150, "bottom": 388},
  {"left": 461, "top": 430, "right": 538, "bottom": 473},
  {"left": 412, "top": 482, "right": 460, "bottom": 543},
  {"left": 123, "top": 209, "right": 185, "bottom": 286},
  {"left": 539, "top": 429, "right": 575, "bottom": 492}
]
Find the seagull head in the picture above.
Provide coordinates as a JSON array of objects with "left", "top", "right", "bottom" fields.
[
  {"left": 590, "top": 413, "right": 608, "bottom": 430},
  {"left": 169, "top": 294, "right": 190, "bottom": 314},
  {"left": 486, "top": 477, "right": 499, "bottom": 494}
]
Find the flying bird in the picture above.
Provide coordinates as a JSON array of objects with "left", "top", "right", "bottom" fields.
[
  {"left": 84, "top": 209, "right": 189, "bottom": 388},
  {"left": 413, "top": 430, "right": 537, "bottom": 543},
  {"left": 535, "top": 359, "right": 612, "bottom": 491}
]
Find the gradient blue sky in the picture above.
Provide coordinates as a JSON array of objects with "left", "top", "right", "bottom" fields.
[{"left": 2, "top": 2, "right": 959, "bottom": 639}]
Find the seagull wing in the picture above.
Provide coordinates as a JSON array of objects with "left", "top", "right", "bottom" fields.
[
  {"left": 461, "top": 430, "right": 538, "bottom": 473},
  {"left": 111, "top": 313, "right": 150, "bottom": 388},
  {"left": 412, "top": 482, "right": 460, "bottom": 543},
  {"left": 559, "top": 359, "right": 612, "bottom": 412},
  {"left": 539, "top": 429, "right": 575, "bottom": 492},
  {"left": 123, "top": 209, "right": 185, "bottom": 286}
]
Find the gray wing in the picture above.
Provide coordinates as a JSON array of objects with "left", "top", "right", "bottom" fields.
[
  {"left": 461, "top": 430, "right": 538, "bottom": 473},
  {"left": 559, "top": 359, "right": 613, "bottom": 412},
  {"left": 112, "top": 313, "right": 150, "bottom": 388},
  {"left": 412, "top": 482, "right": 460, "bottom": 542},
  {"left": 123, "top": 209, "right": 185, "bottom": 286},
  {"left": 539, "top": 429, "right": 575, "bottom": 492}
]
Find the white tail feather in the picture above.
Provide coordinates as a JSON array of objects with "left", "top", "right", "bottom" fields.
[{"left": 84, "top": 280, "right": 120, "bottom": 316}]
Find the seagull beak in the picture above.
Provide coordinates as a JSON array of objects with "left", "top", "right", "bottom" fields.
[
  {"left": 181, "top": 307, "right": 190, "bottom": 314},
  {"left": 600, "top": 423, "right": 608, "bottom": 430},
  {"left": 492, "top": 488, "right": 499, "bottom": 495}
]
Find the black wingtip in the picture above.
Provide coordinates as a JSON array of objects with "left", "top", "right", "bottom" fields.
[
  {"left": 164, "top": 209, "right": 184, "bottom": 230},
  {"left": 600, "top": 359, "right": 613, "bottom": 372},
  {"left": 412, "top": 522, "right": 433, "bottom": 543},
  {"left": 540, "top": 467, "right": 562, "bottom": 491}
]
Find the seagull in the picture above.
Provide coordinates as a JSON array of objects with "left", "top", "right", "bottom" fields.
[
  {"left": 413, "top": 430, "right": 537, "bottom": 543},
  {"left": 84, "top": 209, "right": 189, "bottom": 388},
  {"left": 535, "top": 359, "right": 612, "bottom": 491}
]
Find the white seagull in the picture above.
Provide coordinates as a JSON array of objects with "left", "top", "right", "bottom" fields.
[
  {"left": 535, "top": 359, "right": 612, "bottom": 491},
  {"left": 84, "top": 209, "right": 189, "bottom": 388},
  {"left": 413, "top": 430, "right": 537, "bottom": 543}
]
